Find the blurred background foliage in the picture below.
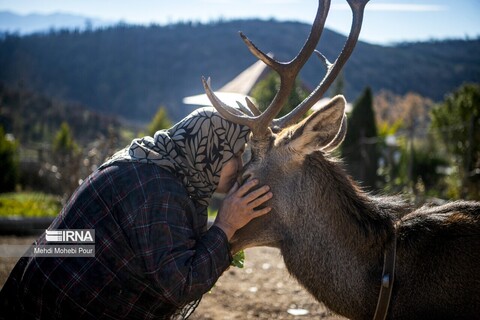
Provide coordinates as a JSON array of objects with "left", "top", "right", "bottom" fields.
[
  {"left": 247, "top": 73, "right": 479, "bottom": 202},
  {"left": 0, "top": 21, "right": 479, "bottom": 216},
  {"left": 1, "top": 81, "right": 479, "bottom": 217}
]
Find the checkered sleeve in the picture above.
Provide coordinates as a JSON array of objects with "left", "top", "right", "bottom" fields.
[{"left": 129, "top": 191, "right": 232, "bottom": 308}]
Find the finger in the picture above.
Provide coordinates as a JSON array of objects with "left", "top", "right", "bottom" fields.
[
  {"left": 244, "top": 185, "right": 271, "bottom": 203},
  {"left": 251, "top": 206, "right": 272, "bottom": 218},
  {"left": 247, "top": 192, "right": 273, "bottom": 209},
  {"left": 235, "top": 179, "right": 259, "bottom": 197}
]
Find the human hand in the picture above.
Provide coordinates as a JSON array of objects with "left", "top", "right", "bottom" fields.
[{"left": 213, "top": 179, "right": 272, "bottom": 240}]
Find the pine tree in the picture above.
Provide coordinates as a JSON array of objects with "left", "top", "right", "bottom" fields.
[
  {"left": 431, "top": 83, "right": 480, "bottom": 199},
  {"left": 53, "top": 122, "right": 78, "bottom": 155},
  {"left": 250, "top": 72, "right": 308, "bottom": 118},
  {"left": 341, "top": 87, "right": 379, "bottom": 189},
  {"left": 147, "top": 106, "right": 172, "bottom": 136}
]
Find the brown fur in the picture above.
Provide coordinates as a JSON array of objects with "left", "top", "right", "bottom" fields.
[{"left": 231, "top": 98, "right": 480, "bottom": 319}]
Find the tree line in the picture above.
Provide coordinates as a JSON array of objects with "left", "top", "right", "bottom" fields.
[
  {"left": 1, "top": 76, "right": 479, "bottom": 202},
  {"left": 0, "top": 20, "right": 478, "bottom": 123},
  {"left": 0, "top": 83, "right": 172, "bottom": 199},
  {"left": 249, "top": 73, "right": 480, "bottom": 201},
  {"left": 341, "top": 84, "right": 480, "bottom": 201}
]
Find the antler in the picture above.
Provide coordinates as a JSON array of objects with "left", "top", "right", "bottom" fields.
[
  {"left": 203, "top": 0, "right": 369, "bottom": 138},
  {"left": 273, "top": 0, "right": 369, "bottom": 129}
]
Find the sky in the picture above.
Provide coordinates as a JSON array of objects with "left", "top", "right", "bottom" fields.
[{"left": 0, "top": 0, "right": 479, "bottom": 45}]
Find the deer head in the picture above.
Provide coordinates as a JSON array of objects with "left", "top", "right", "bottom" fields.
[{"left": 203, "top": 0, "right": 369, "bottom": 252}]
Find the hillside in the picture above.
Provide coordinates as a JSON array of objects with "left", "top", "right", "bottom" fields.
[
  {"left": 0, "top": 84, "right": 126, "bottom": 146},
  {"left": 0, "top": 20, "right": 479, "bottom": 122}
]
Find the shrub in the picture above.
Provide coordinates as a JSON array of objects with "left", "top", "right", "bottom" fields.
[{"left": 0, "top": 193, "right": 61, "bottom": 217}]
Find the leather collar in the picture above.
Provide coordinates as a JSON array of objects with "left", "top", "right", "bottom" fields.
[{"left": 373, "top": 230, "right": 397, "bottom": 320}]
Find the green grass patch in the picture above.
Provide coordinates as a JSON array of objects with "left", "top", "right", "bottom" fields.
[{"left": 0, "top": 193, "right": 61, "bottom": 218}]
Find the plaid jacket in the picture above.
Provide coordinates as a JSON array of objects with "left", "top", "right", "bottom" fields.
[{"left": 0, "top": 162, "right": 232, "bottom": 319}]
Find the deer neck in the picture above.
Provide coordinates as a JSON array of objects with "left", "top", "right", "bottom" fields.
[
  {"left": 279, "top": 153, "right": 394, "bottom": 318},
  {"left": 293, "top": 153, "right": 394, "bottom": 242}
]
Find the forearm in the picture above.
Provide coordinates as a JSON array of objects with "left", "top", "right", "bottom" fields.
[{"left": 152, "top": 225, "right": 232, "bottom": 306}]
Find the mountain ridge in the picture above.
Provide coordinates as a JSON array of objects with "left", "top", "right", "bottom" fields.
[
  {"left": 0, "top": 19, "right": 479, "bottom": 122},
  {"left": 0, "top": 11, "right": 112, "bottom": 35}
]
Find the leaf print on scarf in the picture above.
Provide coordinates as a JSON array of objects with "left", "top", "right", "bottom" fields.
[{"left": 100, "top": 107, "right": 250, "bottom": 208}]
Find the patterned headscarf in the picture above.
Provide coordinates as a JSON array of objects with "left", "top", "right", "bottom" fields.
[{"left": 102, "top": 107, "right": 250, "bottom": 208}]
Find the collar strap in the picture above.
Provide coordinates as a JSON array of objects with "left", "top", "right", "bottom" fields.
[{"left": 373, "top": 231, "right": 397, "bottom": 320}]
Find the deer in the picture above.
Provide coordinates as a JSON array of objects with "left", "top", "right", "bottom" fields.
[{"left": 201, "top": 0, "right": 480, "bottom": 319}]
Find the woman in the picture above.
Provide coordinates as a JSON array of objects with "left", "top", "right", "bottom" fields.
[{"left": 0, "top": 107, "right": 272, "bottom": 319}]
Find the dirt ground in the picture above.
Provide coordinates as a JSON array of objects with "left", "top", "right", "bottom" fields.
[
  {"left": 191, "top": 247, "right": 345, "bottom": 320},
  {"left": 0, "top": 236, "right": 345, "bottom": 319}
]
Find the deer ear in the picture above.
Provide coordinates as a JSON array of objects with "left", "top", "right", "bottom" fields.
[
  {"left": 322, "top": 113, "right": 347, "bottom": 152},
  {"left": 288, "top": 95, "right": 346, "bottom": 154}
]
